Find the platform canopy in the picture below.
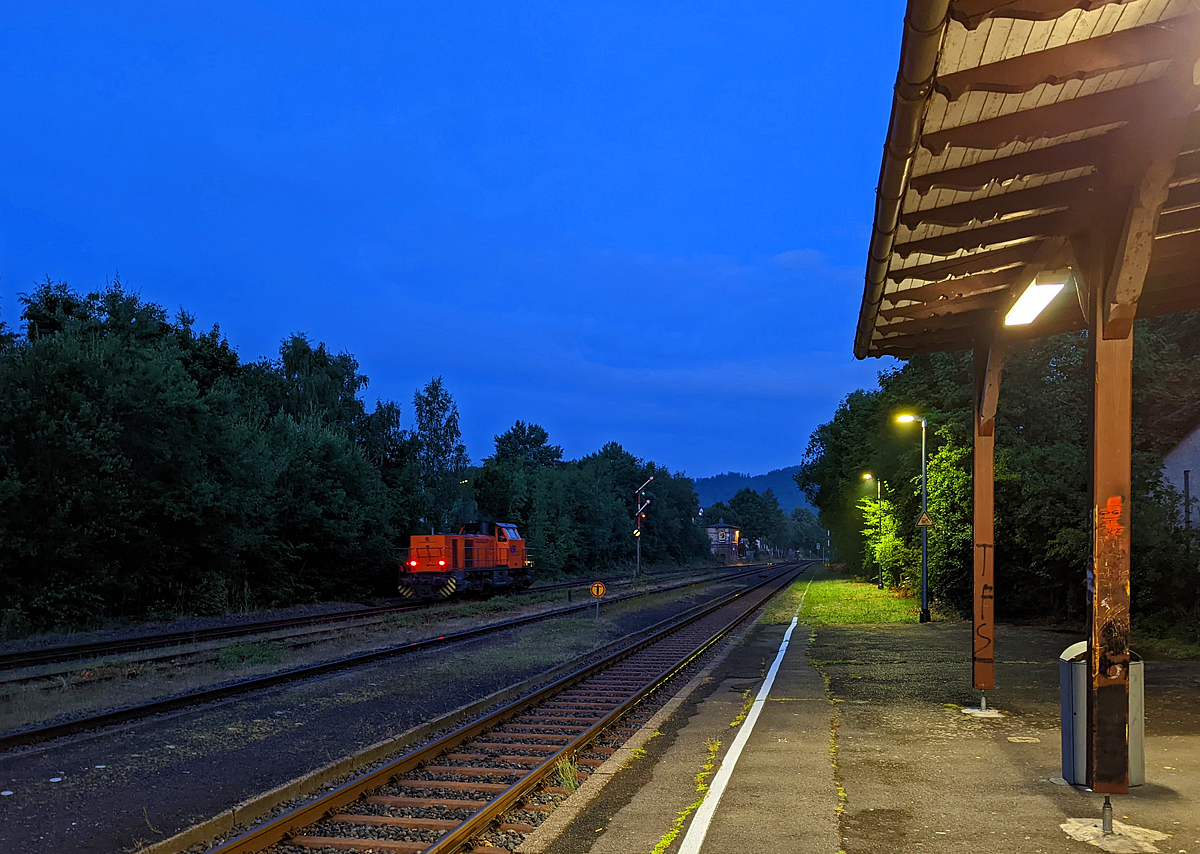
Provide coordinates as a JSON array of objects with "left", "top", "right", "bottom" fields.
[{"left": 856, "top": 0, "right": 1200, "bottom": 360}]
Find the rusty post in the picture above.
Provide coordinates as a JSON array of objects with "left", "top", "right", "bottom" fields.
[
  {"left": 1088, "top": 283, "right": 1133, "bottom": 794},
  {"left": 972, "top": 345, "right": 1001, "bottom": 691}
]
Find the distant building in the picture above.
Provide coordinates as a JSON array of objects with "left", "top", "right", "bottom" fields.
[
  {"left": 1164, "top": 414, "right": 1200, "bottom": 528},
  {"left": 706, "top": 518, "right": 740, "bottom": 563}
]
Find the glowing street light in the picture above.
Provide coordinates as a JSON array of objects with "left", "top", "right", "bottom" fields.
[
  {"left": 896, "top": 413, "right": 931, "bottom": 622},
  {"left": 863, "top": 473, "right": 883, "bottom": 589},
  {"left": 1003, "top": 269, "right": 1071, "bottom": 326}
]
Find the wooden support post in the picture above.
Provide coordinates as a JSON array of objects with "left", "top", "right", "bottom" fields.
[
  {"left": 1075, "top": 74, "right": 1193, "bottom": 788},
  {"left": 972, "top": 343, "right": 1002, "bottom": 691},
  {"left": 1088, "top": 287, "right": 1133, "bottom": 794}
]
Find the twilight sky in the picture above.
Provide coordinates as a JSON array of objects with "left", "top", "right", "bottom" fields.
[{"left": 1, "top": 1, "right": 902, "bottom": 478}]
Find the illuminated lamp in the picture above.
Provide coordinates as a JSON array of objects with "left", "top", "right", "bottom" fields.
[{"left": 1004, "top": 270, "right": 1071, "bottom": 326}]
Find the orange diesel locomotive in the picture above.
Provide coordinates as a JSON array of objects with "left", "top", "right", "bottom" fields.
[{"left": 398, "top": 522, "right": 532, "bottom": 600}]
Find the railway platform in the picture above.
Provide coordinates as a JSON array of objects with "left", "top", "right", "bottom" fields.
[{"left": 524, "top": 573, "right": 1200, "bottom": 854}]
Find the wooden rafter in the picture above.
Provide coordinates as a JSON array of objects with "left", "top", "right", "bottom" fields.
[
  {"left": 1164, "top": 180, "right": 1200, "bottom": 212},
  {"left": 1173, "top": 150, "right": 1200, "bottom": 181},
  {"left": 880, "top": 289, "right": 1006, "bottom": 321},
  {"left": 951, "top": 0, "right": 1134, "bottom": 30},
  {"left": 1157, "top": 204, "right": 1200, "bottom": 237},
  {"left": 901, "top": 176, "right": 1090, "bottom": 228},
  {"left": 884, "top": 268, "right": 1017, "bottom": 303},
  {"left": 888, "top": 241, "right": 1045, "bottom": 282},
  {"left": 935, "top": 14, "right": 1200, "bottom": 101},
  {"left": 1143, "top": 270, "right": 1200, "bottom": 303},
  {"left": 912, "top": 136, "right": 1106, "bottom": 194},
  {"left": 894, "top": 210, "right": 1068, "bottom": 259},
  {"left": 876, "top": 308, "right": 991, "bottom": 337},
  {"left": 922, "top": 83, "right": 1151, "bottom": 155}
]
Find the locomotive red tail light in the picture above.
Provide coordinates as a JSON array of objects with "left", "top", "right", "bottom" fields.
[{"left": 408, "top": 560, "right": 418, "bottom": 567}]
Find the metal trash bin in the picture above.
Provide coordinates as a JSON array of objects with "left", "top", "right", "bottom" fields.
[{"left": 1059, "top": 641, "right": 1144, "bottom": 786}]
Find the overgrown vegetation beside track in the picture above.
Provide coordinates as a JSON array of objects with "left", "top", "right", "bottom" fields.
[
  {"left": 760, "top": 568, "right": 918, "bottom": 626},
  {"left": 0, "top": 281, "right": 710, "bottom": 634},
  {"left": 795, "top": 313, "right": 1200, "bottom": 637}
]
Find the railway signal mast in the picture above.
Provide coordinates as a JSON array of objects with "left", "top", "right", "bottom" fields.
[{"left": 635, "top": 476, "right": 653, "bottom": 577}]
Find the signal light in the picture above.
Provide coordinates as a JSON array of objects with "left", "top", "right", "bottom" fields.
[
  {"left": 408, "top": 559, "right": 418, "bottom": 567},
  {"left": 438, "top": 559, "right": 446, "bottom": 566}
]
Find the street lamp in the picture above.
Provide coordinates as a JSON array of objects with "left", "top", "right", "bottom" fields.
[
  {"left": 863, "top": 473, "right": 883, "bottom": 589},
  {"left": 896, "top": 414, "right": 931, "bottom": 623}
]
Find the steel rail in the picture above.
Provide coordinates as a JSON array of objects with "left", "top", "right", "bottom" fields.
[
  {"left": 0, "top": 604, "right": 423, "bottom": 671},
  {"left": 0, "top": 565, "right": 772, "bottom": 672},
  {"left": 206, "top": 562, "right": 806, "bottom": 854},
  {"left": 0, "top": 565, "right": 779, "bottom": 751}
]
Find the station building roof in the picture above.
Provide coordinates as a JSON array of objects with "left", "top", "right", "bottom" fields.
[{"left": 856, "top": 0, "right": 1200, "bottom": 359}]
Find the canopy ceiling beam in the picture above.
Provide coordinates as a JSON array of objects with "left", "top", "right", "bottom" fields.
[
  {"left": 876, "top": 308, "right": 991, "bottom": 337},
  {"left": 901, "top": 175, "right": 1091, "bottom": 228},
  {"left": 951, "top": 0, "right": 1134, "bottom": 30},
  {"left": 880, "top": 289, "right": 1006, "bottom": 320},
  {"left": 1164, "top": 180, "right": 1200, "bottom": 212},
  {"left": 922, "top": 83, "right": 1151, "bottom": 155},
  {"left": 894, "top": 209, "right": 1068, "bottom": 258},
  {"left": 913, "top": 137, "right": 1105, "bottom": 195},
  {"left": 935, "top": 14, "right": 1199, "bottom": 101},
  {"left": 889, "top": 240, "right": 1046, "bottom": 282},
  {"left": 1102, "top": 77, "right": 1198, "bottom": 338},
  {"left": 884, "top": 268, "right": 1017, "bottom": 303}
]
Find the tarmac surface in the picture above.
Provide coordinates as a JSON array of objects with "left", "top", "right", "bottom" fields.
[{"left": 532, "top": 573, "right": 1200, "bottom": 854}]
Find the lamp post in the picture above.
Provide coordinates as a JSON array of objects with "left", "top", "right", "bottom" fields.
[
  {"left": 897, "top": 414, "right": 931, "bottom": 622},
  {"left": 863, "top": 473, "right": 883, "bottom": 589}
]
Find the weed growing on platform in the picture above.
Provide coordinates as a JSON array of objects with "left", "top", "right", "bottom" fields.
[
  {"left": 729, "top": 689, "right": 753, "bottom": 727},
  {"left": 650, "top": 735, "right": 722, "bottom": 854}
]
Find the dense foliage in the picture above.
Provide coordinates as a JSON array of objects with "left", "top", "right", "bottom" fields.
[
  {"left": 0, "top": 281, "right": 708, "bottom": 633},
  {"left": 795, "top": 312, "right": 1200, "bottom": 628}
]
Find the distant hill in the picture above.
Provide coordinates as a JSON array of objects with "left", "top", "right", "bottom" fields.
[{"left": 693, "top": 466, "right": 813, "bottom": 514}]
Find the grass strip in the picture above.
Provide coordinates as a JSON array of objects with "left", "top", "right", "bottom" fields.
[{"left": 762, "top": 568, "right": 917, "bottom": 626}]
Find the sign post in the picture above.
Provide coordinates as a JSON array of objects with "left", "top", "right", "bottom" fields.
[{"left": 591, "top": 581, "right": 605, "bottom": 622}]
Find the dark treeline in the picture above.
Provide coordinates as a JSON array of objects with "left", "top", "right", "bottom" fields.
[
  {"left": 795, "top": 312, "right": 1200, "bottom": 633},
  {"left": 0, "top": 281, "right": 708, "bottom": 633}
]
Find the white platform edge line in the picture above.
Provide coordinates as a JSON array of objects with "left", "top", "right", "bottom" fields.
[{"left": 677, "top": 575, "right": 816, "bottom": 854}]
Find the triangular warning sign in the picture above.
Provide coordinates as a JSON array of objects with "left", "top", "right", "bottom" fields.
[{"left": 916, "top": 510, "right": 935, "bottom": 528}]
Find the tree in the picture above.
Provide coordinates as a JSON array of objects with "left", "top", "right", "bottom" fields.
[
  {"left": 412, "top": 377, "right": 471, "bottom": 530},
  {"left": 491, "top": 420, "right": 563, "bottom": 467}
]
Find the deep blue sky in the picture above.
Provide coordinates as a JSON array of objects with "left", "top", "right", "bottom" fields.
[{"left": 1, "top": 2, "right": 902, "bottom": 478}]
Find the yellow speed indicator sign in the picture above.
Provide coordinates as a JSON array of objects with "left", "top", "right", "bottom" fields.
[{"left": 591, "top": 581, "right": 606, "bottom": 598}]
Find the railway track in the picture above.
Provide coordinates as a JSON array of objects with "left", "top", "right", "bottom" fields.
[
  {"left": 206, "top": 562, "right": 805, "bottom": 854},
  {"left": 0, "top": 565, "right": 769, "bottom": 673},
  {"left": 0, "top": 565, "right": 778, "bottom": 751}
]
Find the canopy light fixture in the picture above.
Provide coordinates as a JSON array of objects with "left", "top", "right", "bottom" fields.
[{"left": 1004, "top": 269, "right": 1071, "bottom": 326}]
